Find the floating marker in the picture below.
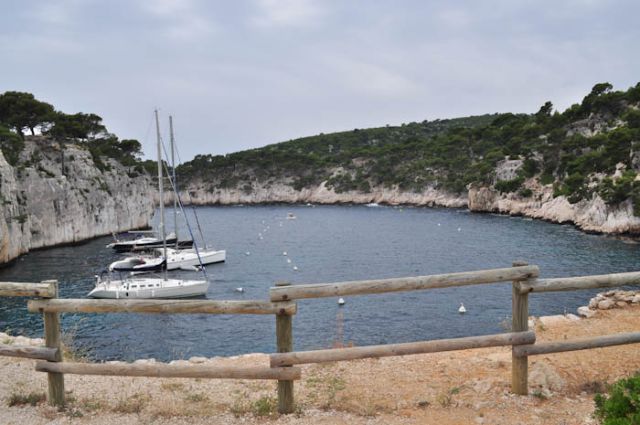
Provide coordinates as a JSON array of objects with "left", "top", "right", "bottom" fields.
[
  {"left": 457, "top": 227, "right": 461, "bottom": 232},
  {"left": 235, "top": 287, "right": 244, "bottom": 293},
  {"left": 437, "top": 223, "right": 441, "bottom": 226},
  {"left": 293, "top": 266, "right": 298, "bottom": 271},
  {"left": 245, "top": 251, "right": 251, "bottom": 256},
  {"left": 287, "top": 258, "right": 292, "bottom": 264},
  {"left": 338, "top": 298, "right": 345, "bottom": 306},
  {"left": 283, "top": 251, "right": 287, "bottom": 256},
  {"left": 458, "top": 303, "right": 466, "bottom": 314}
]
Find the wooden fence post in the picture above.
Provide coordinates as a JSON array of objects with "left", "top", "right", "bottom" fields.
[
  {"left": 511, "top": 262, "right": 529, "bottom": 395},
  {"left": 275, "top": 281, "right": 294, "bottom": 414},
  {"left": 42, "top": 280, "right": 65, "bottom": 408}
]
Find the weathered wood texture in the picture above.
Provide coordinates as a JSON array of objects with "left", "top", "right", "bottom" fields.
[
  {"left": 270, "top": 265, "right": 540, "bottom": 301},
  {"left": 518, "top": 271, "right": 640, "bottom": 294},
  {"left": 42, "top": 280, "right": 65, "bottom": 408},
  {"left": 275, "top": 281, "right": 295, "bottom": 414},
  {"left": 511, "top": 261, "right": 530, "bottom": 396},
  {"left": 35, "top": 361, "right": 302, "bottom": 380},
  {"left": 28, "top": 299, "right": 297, "bottom": 316},
  {"left": 0, "top": 281, "right": 56, "bottom": 298},
  {"left": 0, "top": 343, "right": 59, "bottom": 361},
  {"left": 270, "top": 331, "right": 535, "bottom": 367},
  {"left": 514, "top": 332, "right": 640, "bottom": 357}
]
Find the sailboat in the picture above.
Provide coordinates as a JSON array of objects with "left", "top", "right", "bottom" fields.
[
  {"left": 106, "top": 116, "right": 225, "bottom": 273},
  {"left": 162, "top": 115, "right": 225, "bottom": 269},
  {"left": 88, "top": 110, "right": 208, "bottom": 299}
]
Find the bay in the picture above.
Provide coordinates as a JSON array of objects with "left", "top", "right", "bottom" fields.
[{"left": 0, "top": 205, "right": 638, "bottom": 361}]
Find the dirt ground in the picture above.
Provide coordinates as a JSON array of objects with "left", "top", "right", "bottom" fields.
[{"left": 1, "top": 305, "right": 639, "bottom": 425}]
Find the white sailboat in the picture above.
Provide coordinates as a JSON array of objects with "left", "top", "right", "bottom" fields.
[
  {"left": 164, "top": 115, "right": 226, "bottom": 268},
  {"left": 88, "top": 110, "right": 208, "bottom": 299},
  {"left": 106, "top": 115, "right": 225, "bottom": 273}
]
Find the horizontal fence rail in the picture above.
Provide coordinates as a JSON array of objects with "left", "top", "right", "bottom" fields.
[
  {"left": 514, "top": 332, "right": 640, "bottom": 357},
  {"left": 518, "top": 271, "right": 640, "bottom": 293},
  {"left": 270, "top": 331, "right": 536, "bottom": 367},
  {"left": 35, "top": 361, "right": 302, "bottom": 380},
  {"left": 0, "top": 343, "right": 59, "bottom": 361},
  {"left": 0, "top": 281, "right": 57, "bottom": 298},
  {"left": 28, "top": 299, "right": 297, "bottom": 316},
  {"left": 270, "top": 265, "right": 540, "bottom": 301}
]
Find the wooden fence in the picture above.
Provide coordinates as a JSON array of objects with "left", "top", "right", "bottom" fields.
[{"left": 1, "top": 263, "right": 640, "bottom": 414}]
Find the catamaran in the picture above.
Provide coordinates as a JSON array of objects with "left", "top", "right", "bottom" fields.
[{"left": 88, "top": 110, "right": 208, "bottom": 299}]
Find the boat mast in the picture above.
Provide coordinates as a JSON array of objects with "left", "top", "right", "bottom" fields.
[
  {"left": 154, "top": 109, "right": 167, "bottom": 281},
  {"left": 169, "top": 115, "right": 178, "bottom": 249}
]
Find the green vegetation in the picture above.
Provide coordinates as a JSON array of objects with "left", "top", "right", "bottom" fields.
[
  {"left": 0, "top": 91, "right": 144, "bottom": 172},
  {"left": 177, "top": 82, "right": 640, "bottom": 214},
  {"left": 7, "top": 391, "right": 46, "bottom": 407},
  {"left": 594, "top": 373, "right": 640, "bottom": 424}
]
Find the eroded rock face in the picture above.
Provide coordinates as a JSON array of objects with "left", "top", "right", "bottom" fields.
[
  {"left": 0, "top": 138, "right": 153, "bottom": 264},
  {"left": 172, "top": 181, "right": 468, "bottom": 208},
  {"left": 468, "top": 183, "right": 640, "bottom": 235}
]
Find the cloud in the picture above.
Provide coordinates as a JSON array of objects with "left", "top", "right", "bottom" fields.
[
  {"left": 327, "top": 57, "right": 420, "bottom": 98},
  {"left": 250, "top": 0, "right": 325, "bottom": 28}
]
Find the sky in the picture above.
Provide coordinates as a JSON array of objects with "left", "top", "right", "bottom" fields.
[{"left": 0, "top": 0, "right": 639, "bottom": 161}]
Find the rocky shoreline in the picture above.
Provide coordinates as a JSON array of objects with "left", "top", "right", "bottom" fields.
[{"left": 174, "top": 179, "right": 640, "bottom": 237}]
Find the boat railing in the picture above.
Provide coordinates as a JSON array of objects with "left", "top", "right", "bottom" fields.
[{"left": 2, "top": 264, "right": 640, "bottom": 413}]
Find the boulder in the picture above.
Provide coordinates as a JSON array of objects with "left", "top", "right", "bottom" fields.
[
  {"left": 597, "top": 299, "right": 615, "bottom": 310},
  {"left": 577, "top": 306, "right": 596, "bottom": 318}
]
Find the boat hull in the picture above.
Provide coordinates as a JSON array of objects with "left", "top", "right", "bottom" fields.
[
  {"left": 88, "top": 278, "right": 209, "bottom": 299},
  {"left": 166, "top": 249, "right": 226, "bottom": 270}
]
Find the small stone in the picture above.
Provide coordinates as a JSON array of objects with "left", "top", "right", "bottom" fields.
[
  {"left": 616, "top": 301, "right": 628, "bottom": 308},
  {"left": 589, "top": 298, "right": 600, "bottom": 309},
  {"left": 189, "top": 356, "right": 207, "bottom": 364},
  {"left": 417, "top": 400, "right": 430, "bottom": 408},
  {"left": 632, "top": 295, "right": 640, "bottom": 303},
  {"left": 598, "top": 299, "right": 615, "bottom": 310},
  {"left": 577, "top": 306, "right": 596, "bottom": 318}
]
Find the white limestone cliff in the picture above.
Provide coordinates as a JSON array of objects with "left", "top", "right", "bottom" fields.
[{"left": 0, "top": 138, "right": 154, "bottom": 264}]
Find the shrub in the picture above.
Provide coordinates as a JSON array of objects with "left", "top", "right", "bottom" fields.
[
  {"left": 518, "top": 188, "right": 533, "bottom": 197},
  {"left": 495, "top": 176, "right": 524, "bottom": 193},
  {"left": 594, "top": 373, "right": 640, "bottom": 424}
]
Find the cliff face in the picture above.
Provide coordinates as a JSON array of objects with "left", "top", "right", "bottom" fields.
[
  {"left": 177, "top": 180, "right": 467, "bottom": 208},
  {"left": 0, "top": 138, "right": 153, "bottom": 263},
  {"left": 467, "top": 184, "right": 640, "bottom": 235},
  {"left": 177, "top": 175, "right": 640, "bottom": 236}
]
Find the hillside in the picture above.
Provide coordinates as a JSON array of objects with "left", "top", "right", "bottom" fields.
[{"left": 176, "top": 82, "right": 640, "bottom": 235}]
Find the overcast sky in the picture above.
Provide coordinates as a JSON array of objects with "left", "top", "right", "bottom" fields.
[{"left": 1, "top": 0, "right": 638, "bottom": 161}]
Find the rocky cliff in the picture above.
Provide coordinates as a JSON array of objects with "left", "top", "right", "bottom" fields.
[
  {"left": 0, "top": 137, "right": 154, "bottom": 264},
  {"left": 176, "top": 176, "right": 640, "bottom": 236}
]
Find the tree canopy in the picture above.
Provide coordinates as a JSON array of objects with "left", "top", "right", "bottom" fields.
[{"left": 0, "top": 91, "right": 55, "bottom": 137}]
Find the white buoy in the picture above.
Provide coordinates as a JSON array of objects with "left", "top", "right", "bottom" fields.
[
  {"left": 457, "top": 227, "right": 461, "bottom": 232},
  {"left": 286, "top": 258, "right": 292, "bottom": 264},
  {"left": 293, "top": 266, "right": 298, "bottom": 271},
  {"left": 283, "top": 251, "right": 288, "bottom": 256},
  {"left": 245, "top": 251, "right": 251, "bottom": 256},
  {"left": 338, "top": 298, "right": 345, "bottom": 306},
  {"left": 235, "top": 287, "right": 244, "bottom": 293},
  {"left": 437, "top": 223, "right": 441, "bottom": 226},
  {"left": 458, "top": 303, "right": 466, "bottom": 314}
]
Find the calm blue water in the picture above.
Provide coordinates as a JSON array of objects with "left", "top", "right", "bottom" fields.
[{"left": 0, "top": 205, "right": 639, "bottom": 361}]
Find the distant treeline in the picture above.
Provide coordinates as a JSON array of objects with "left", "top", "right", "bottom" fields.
[
  {"left": 0, "top": 91, "right": 154, "bottom": 174},
  {"left": 177, "top": 82, "right": 640, "bottom": 214}
]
